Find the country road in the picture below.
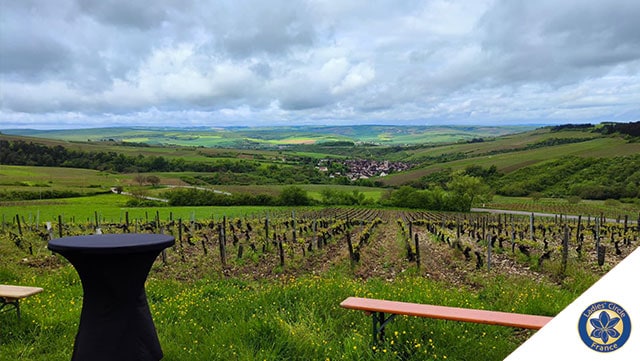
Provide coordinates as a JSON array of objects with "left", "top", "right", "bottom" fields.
[{"left": 110, "top": 185, "right": 231, "bottom": 203}]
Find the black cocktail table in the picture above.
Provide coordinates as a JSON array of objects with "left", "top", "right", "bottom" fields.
[{"left": 48, "top": 233, "right": 174, "bottom": 361}]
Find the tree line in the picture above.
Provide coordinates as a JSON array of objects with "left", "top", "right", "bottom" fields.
[
  {"left": 411, "top": 156, "right": 640, "bottom": 201},
  {"left": 0, "top": 140, "right": 327, "bottom": 184},
  {"left": 0, "top": 140, "right": 254, "bottom": 173},
  {"left": 495, "top": 155, "right": 640, "bottom": 200},
  {"left": 551, "top": 121, "right": 640, "bottom": 137},
  {"left": 163, "top": 174, "right": 488, "bottom": 212}
]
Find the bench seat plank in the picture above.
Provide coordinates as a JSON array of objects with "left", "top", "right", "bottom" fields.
[
  {"left": 340, "top": 297, "right": 552, "bottom": 330},
  {"left": 1, "top": 285, "right": 44, "bottom": 319},
  {"left": 0, "top": 285, "right": 44, "bottom": 301}
]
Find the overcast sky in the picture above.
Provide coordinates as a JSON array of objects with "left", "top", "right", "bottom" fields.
[{"left": 1, "top": 0, "right": 639, "bottom": 129}]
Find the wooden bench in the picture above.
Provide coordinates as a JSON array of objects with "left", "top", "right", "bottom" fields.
[
  {"left": 340, "top": 297, "right": 553, "bottom": 343},
  {"left": 0, "top": 285, "right": 44, "bottom": 320}
]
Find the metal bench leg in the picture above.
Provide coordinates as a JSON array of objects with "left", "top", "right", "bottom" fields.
[
  {"left": 372, "top": 312, "right": 396, "bottom": 344},
  {"left": 0, "top": 297, "right": 21, "bottom": 320}
]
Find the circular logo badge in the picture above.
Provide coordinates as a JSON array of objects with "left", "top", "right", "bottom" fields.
[{"left": 578, "top": 301, "right": 631, "bottom": 353}]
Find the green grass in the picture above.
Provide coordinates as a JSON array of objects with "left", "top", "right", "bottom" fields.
[
  {"left": 0, "top": 259, "right": 585, "bottom": 361},
  {"left": 0, "top": 198, "right": 616, "bottom": 361},
  {"left": 1, "top": 166, "right": 390, "bottom": 224},
  {"left": 0, "top": 194, "right": 288, "bottom": 224},
  {"left": 207, "top": 184, "right": 386, "bottom": 201},
  {"left": 3, "top": 190, "right": 635, "bottom": 230},
  {"left": 0, "top": 165, "right": 117, "bottom": 190}
]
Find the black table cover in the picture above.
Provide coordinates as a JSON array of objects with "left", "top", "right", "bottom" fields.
[{"left": 49, "top": 234, "right": 174, "bottom": 361}]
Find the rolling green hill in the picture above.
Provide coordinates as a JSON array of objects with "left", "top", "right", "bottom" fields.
[
  {"left": 381, "top": 127, "right": 640, "bottom": 186},
  {"left": 1, "top": 124, "right": 639, "bottom": 203},
  {"left": 1, "top": 125, "right": 532, "bottom": 147}
]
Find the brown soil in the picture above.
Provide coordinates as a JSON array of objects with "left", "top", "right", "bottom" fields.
[{"left": 6, "top": 209, "right": 636, "bottom": 289}]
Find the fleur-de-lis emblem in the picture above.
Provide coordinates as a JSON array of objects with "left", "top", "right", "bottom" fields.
[{"left": 590, "top": 311, "right": 621, "bottom": 344}]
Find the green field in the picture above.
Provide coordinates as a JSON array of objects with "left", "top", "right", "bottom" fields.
[
  {"left": 3, "top": 203, "right": 622, "bottom": 361},
  {"left": 2, "top": 163, "right": 637, "bottom": 222},
  {"left": 2, "top": 123, "right": 640, "bottom": 360},
  {"left": 0, "top": 165, "right": 116, "bottom": 196},
  {"left": 0, "top": 194, "right": 291, "bottom": 225},
  {"left": 0, "top": 265, "right": 581, "bottom": 361},
  {"left": 4, "top": 125, "right": 639, "bottom": 197},
  {"left": 2, "top": 125, "right": 533, "bottom": 147}
]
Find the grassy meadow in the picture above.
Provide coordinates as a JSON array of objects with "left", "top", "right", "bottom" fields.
[
  {"left": 1, "top": 191, "right": 632, "bottom": 360},
  {"left": 0, "top": 194, "right": 280, "bottom": 225},
  {"left": 1, "top": 264, "right": 586, "bottom": 361},
  {"left": 2, "top": 200, "right": 603, "bottom": 361}
]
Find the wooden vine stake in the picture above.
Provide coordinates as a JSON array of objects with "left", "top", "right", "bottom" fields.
[
  {"left": 487, "top": 234, "right": 492, "bottom": 271},
  {"left": 201, "top": 235, "right": 208, "bottom": 256},
  {"left": 530, "top": 213, "right": 535, "bottom": 241},
  {"left": 159, "top": 226, "right": 167, "bottom": 264},
  {"left": 414, "top": 233, "right": 421, "bottom": 269},
  {"left": 178, "top": 218, "right": 185, "bottom": 262},
  {"left": 237, "top": 244, "right": 243, "bottom": 260},
  {"left": 218, "top": 223, "right": 226, "bottom": 266},
  {"left": 510, "top": 218, "right": 515, "bottom": 254},
  {"left": 278, "top": 238, "right": 285, "bottom": 267},
  {"left": 562, "top": 225, "right": 569, "bottom": 276},
  {"left": 595, "top": 217, "right": 605, "bottom": 266},
  {"left": 15, "top": 214, "right": 22, "bottom": 236},
  {"left": 576, "top": 215, "right": 582, "bottom": 243},
  {"left": 58, "top": 215, "right": 63, "bottom": 238},
  {"left": 597, "top": 244, "right": 606, "bottom": 267},
  {"left": 314, "top": 219, "right": 321, "bottom": 250},
  {"left": 264, "top": 213, "right": 269, "bottom": 250},
  {"left": 346, "top": 231, "right": 355, "bottom": 265},
  {"left": 222, "top": 216, "right": 227, "bottom": 245}
]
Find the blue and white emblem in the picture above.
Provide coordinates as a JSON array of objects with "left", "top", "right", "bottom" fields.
[{"left": 578, "top": 301, "right": 631, "bottom": 353}]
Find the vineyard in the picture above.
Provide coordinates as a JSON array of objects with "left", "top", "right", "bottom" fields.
[
  {"left": 2, "top": 207, "right": 639, "bottom": 360},
  {"left": 4, "top": 207, "right": 639, "bottom": 285}
]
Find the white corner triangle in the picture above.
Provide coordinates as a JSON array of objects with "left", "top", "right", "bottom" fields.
[{"left": 505, "top": 246, "right": 640, "bottom": 360}]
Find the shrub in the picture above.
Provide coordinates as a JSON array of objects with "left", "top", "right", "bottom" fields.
[{"left": 566, "top": 196, "right": 581, "bottom": 204}]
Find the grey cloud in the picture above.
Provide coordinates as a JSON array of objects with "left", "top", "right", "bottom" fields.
[
  {"left": 477, "top": 0, "right": 640, "bottom": 85},
  {"left": 76, "top": 0, "right": 182, "bottom": 30},
  {"left": 1, "top": 0, "right": 153, "bottom": 89},
  {"left": 0, "top": 30, "right": 71, "bottom": 78},
  {"left": 202, "top": 1, "right": 317, "bottom": 58},
  {"left": 1, "top": 0, "right": 639, "bottom": 128},
  {"left": 250, "top": 62, "right": 272, "bottom": 79},
  {"left": 279, "top": 96, "right": 332, "bottom": 111},
  {"left": 544, "top": 2, "right": 640, "bottom": 68},
  {"left": 0, "top": 3, "right": 72, "bottom": 78},
  {"left": 276, "top": 78, "right": 334, "bottom": 111}
]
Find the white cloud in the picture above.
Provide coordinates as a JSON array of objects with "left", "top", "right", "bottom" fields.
[
  {"left": 331, "top": 62, "right": 375, "bottom": 95},
  {"left": 1, "top": 0, "right": 639, "bottom": 128}
]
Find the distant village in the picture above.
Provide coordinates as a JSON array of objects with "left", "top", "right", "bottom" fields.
[{"left": 316, "top": 159, "right": 412, "bottom": 181}]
